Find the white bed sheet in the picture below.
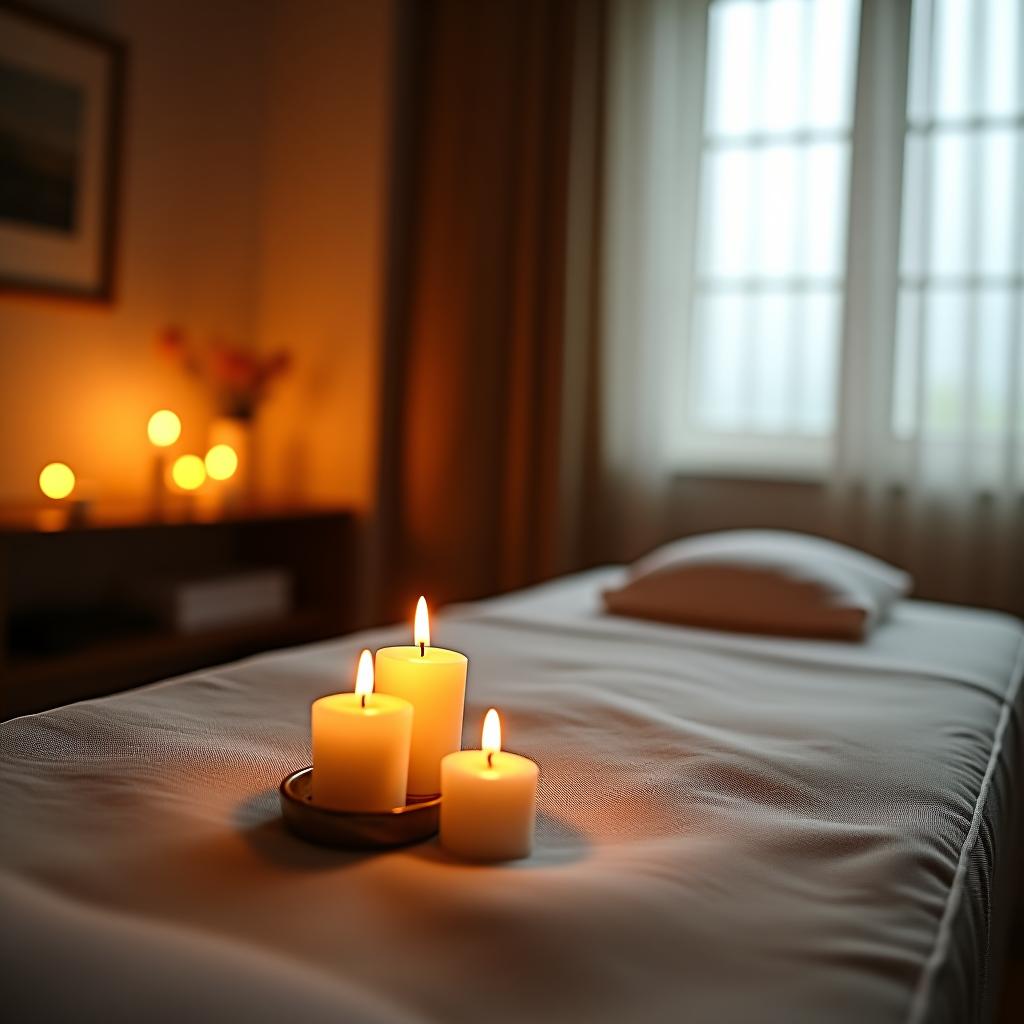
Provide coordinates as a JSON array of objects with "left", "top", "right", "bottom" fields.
[{"left": 2, "top": 568, "right": 1022, "bottom": 1023}]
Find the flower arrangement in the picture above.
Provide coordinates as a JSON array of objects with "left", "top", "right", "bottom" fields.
[{"left": 156, "top": 326, "right": 292, "bottom": 420}]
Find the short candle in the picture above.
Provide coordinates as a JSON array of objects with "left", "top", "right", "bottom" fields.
[
  {"left": 311, "top": 649, "right": 414, "bottom": 812},
  {"left": 375, "top": 597, "right": 468, "bottom": 796},
  {"left": 440, "top": 709, "right": 539, "bottom": 862}
]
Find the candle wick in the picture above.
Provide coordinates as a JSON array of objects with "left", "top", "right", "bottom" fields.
[
  {"left": 487, "top": 751, "right": 494, "bottom": 769},
  {"left": 361, "top": 694, "right": 367, "bottom": 709},
  {"left": 420, "top": 641, "right": 425, "bottom": 657}
]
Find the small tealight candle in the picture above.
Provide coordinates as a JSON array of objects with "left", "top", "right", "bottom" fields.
[
  {"left": 311, "top": 649, "right": 414, "bottom": 812},
  {"left": 440, "top": 709, "right": 539, "bottom": 862},
  {"left": 375, "top": 597, "right": 468, "bottom": 796}
]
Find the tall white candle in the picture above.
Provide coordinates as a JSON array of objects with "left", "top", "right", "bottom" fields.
[
  {"left": 440, "top": 709, "right": 538, "bottom": 861},
  {"left": 311, "top": 649, "right": 414, "bottom": 812},
  {"left": 375, "top": 597, "right": 468, "bottom": 796}
]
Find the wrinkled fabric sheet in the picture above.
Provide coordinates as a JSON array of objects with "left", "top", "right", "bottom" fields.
[{"left": 1, "top": 569, "right": 1022, "bottom": 1024}]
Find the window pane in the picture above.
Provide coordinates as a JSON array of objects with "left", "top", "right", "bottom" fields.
[
  {"left": 984, "top": 0, "right": 1022, "bottom": 117},
  {"left": 934, "top": 0, "right": 976, "bottom": 120},
  {"left": 749, "top": 290, "right": 795, "bottom": 431},
  {"left": 896, "top": 1, "right": 1024, "bottom": 446},
  {"left": 807, "top": 0, "right": 859, "bottom": 130},
  {"left": 694, "top": 293, "right": 748, "bottom": 430},
  {"left": 755, "top": 145, "right": 801, "bottom": 278},
  {"left": 972, "top": 288, "right": 1014, "bottom": 483},
  {"left": 977, "top": 289, "right": 1013, "bottom": 436},
  {"left": 978, "top": 129, "right": 1019, "bottom": 276},
  {"left": 693, "top": 289, "right": 840, "bottom": 435},
  {"left": 705, "top": 0, "right": 858, "bottom": 137},
  {"left": 701, "top": 148, "right": 755, "bottom": 278},
  {"left": 912, "top": 0, "right": 1024, "bottom": 122},
  {"left": 900, "top": 127, "right": 1022, "bottom": 279},
  {"left": 702, "top": 142, "right": 850, "bottom": 280},
  {"left": 694, "top": 0, "right": 858, "bottom": 443},
  {"left": 705, "top": 1, "right": 759, "bottom": 137},
  {"left": 802, "top": 142, "right": 850, "bottom": 277},
  {"left": 929, "top": 130, "right": 972, "bottom": 277},
  {"left": 923, "top": 290, "right": 967, "bottom": 433},
  {"left": 893, "top": 291, "right": 977, "bottom": 440},
  {"left": 760, "top": 1, "right": 806, "bottom": 134},
  {"left": 904, "top": 287, "right": 1014, "bottom": 448},
  {"left": 796, "top": 291, "right": 841, "bottom": 434}
]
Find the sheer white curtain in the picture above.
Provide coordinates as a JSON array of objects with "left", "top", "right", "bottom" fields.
[
  {"left": 836, "top": 0, "right": 1024, "bottom": 610},
  {"left": 602, "top": 0, "right": 1024, "bottom": 611},
  {"left": 599, "top": 0, "right": 706, "bottom": 560}
]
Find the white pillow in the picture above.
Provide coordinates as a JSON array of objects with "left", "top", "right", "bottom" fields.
[{"left": 603, "top": 530, "right": 912, "bottom": 640}]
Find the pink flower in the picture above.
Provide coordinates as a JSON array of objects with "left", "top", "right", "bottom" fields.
[{"left": 155, "top": 326, "right": 292, "bottom": 415}]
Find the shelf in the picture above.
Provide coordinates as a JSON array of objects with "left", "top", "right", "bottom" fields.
[
  {"left": 0, "top": 506, "right": 356, "bottom": 719},
  {"left": 3, "top": 608, "right": 342, "bottom": 719},
  {"left": 0, "top": 502, "right": 350, "bottom": 535}
]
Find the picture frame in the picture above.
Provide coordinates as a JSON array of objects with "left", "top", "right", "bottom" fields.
[{"left": 0, "top": 1, "right": 124, "bottom": 302}]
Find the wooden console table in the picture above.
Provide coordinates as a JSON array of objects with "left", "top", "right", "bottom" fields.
[{"left": 0, "top": 506, "right": 355, "bottom": 719}]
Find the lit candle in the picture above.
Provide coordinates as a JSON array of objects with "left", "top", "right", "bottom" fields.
[
  {"left": 311, "top": 649, "right": 414, "bottom": 812},
  {"left": 440, "top": 709, "right": 538, "bottom": 861},
  {"left": 147, "top": 410, "right": 181, "bottom": 515},
  {"left": 375, "top": 597, "right": 468, "bottom": 796}
]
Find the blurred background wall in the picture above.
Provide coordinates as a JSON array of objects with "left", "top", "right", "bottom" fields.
[
  {"left": 0, "top": 0, "right": 394, "bottom": 517},
  {"left": 255, "top": 0, "right": 392, "bottom": 515}
]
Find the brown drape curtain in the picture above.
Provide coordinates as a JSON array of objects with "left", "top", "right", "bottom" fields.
[{"left": 376, "top": 0, "right": 605, "bottom": 616}]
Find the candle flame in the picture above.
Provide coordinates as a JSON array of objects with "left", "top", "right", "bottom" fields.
[
  {"left": 482, "top": 708, "right": 501, "bottom": 754},
  {"left": 354, "top": 649, "right": 374, "bottom": 696},
  {"left": 414, "top": 595, "right": 430, "bottom": 649}
]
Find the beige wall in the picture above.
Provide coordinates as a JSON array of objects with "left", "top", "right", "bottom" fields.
[
  {"left": 0, "top": 0, "right": 394, "bottom": 516},
  {"left": 255, "top": 0, "right": 393, "bottom": 514},
  {"left": 0, "top": 0, "right": 271, "bottom": 504}
]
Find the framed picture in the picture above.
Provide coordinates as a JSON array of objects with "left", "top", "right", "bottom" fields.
[{"left": 0, "top": 1, "right": 124, "bottom": 301}]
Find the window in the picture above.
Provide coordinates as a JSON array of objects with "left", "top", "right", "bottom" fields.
[
  {"left": 893, "top": 0, "right": 1023, "bottom": 471},
  {"left": 685, "top": 0, "right": 860, "bottom": 473},
  {"left": 678, "top": 0, "right": 1024, "bottom": 478}
]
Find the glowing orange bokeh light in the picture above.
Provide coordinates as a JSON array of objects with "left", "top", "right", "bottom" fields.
[
  {"left": 171, "top": 454, "right": 206, "bottom": 491},
  {"left": 147, "top": 409, "right": 181, "bottom": 448},
  {"left": 204, "top": 443, "right": 238, "bottom": 481},
  {"left": 39, "top": 462, "right": 76, "bottom": 500}
]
